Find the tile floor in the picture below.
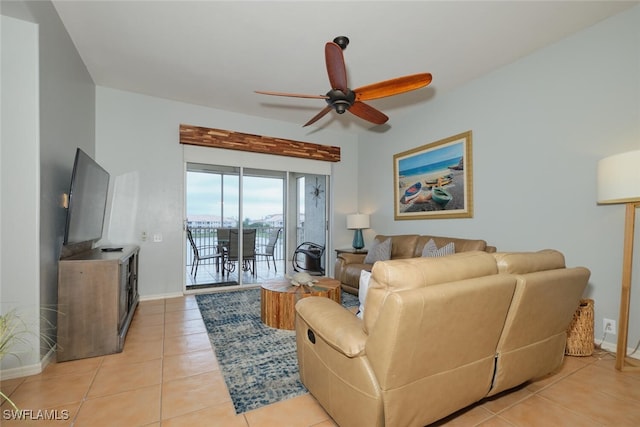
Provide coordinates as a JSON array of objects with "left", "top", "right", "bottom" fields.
[{"left": 1, "top": 295, "right": 639, "bottom": 427}]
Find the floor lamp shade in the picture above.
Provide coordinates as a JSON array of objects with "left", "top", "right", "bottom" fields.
[
  {"left": 347, "top": 214, "right": 370, "bottom": 250},
  {"left": 597, "top": 149, "right": 640, "bottom": 372},
  {"left": 597, "top": 150, "right": 640, "bottom": 204}
]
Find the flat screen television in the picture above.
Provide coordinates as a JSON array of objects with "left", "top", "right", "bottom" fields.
[{"left": 63, "top": 148, "right": 110, "bottom": 245}]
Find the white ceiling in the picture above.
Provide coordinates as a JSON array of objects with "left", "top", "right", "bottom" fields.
[{"left": 51, "top": 1, "right": 637, "bottom": 132}]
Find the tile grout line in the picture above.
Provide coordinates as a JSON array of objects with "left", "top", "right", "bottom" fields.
[
  {"left": 533, "top": 393, "right": 606, "bottom": 427},
  {"left": 499, "top": 354, "right": 616, "bottom": 427},
  {"left": 71, "top": 354, "right": 106, "bottom": 426}
]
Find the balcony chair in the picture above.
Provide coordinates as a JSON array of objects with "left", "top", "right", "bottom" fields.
[
  {"left": 255, "top": 227, "right": 282, "bottom": 272},
  {"left": 292, "top": 242, "right": 325, "bottom": 275},
  {"left": 216, "top": 228, "right": 230, "bottom": 246},
  {"left": 186, "top": 227, "right": 222, "bottom": 276},
  {"left": 224, "top": 229, "right": 257, "bottom": 276}
]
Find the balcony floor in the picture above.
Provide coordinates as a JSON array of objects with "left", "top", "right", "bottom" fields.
[{"left": 186, "top": 259, "right": 287, "bottom": 290}]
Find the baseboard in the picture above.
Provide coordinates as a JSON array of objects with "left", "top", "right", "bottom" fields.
[
  {"left": 0, "top": 346, "right": 55, "bottom": 381},
  {"left": 597, "top": 339, "right": 640, "bottom": 360},
  {"left": 184, "top": 284, "right": 261, "bottom": 295},
  {"left": 598, "top": 340, "right": 617, "bottom": 355},
  {"left": 139, "top": 292, "right": 184, "bottom": 302}
]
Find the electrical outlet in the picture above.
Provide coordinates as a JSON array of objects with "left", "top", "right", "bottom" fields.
[{"left": 603, "top": 318, "right": 617, "bottom": 335}]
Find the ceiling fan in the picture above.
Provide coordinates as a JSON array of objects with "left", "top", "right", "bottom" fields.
[{"left": 255, "top": 36, "right": 433, "bottom": 127}]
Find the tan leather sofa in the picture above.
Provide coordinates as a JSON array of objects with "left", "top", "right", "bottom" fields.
[
  {"left": 335, "top": 234, "right": 497, "bottom": 294},
  {"left": 296, "top": 250, "right": 589, "bottom": 427}
]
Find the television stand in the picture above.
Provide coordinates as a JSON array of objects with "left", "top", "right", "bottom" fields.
[{"left": 57, "top": 245, "right": 139, "bottom": 362}]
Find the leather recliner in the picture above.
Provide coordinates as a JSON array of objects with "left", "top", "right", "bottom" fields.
[{"left": 296, "top": 250, "right": 590, "bottom": 427}]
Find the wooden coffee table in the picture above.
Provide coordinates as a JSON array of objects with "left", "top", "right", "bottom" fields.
[{"left": 260, "top": 277, "right": 341, "bottom": 330}]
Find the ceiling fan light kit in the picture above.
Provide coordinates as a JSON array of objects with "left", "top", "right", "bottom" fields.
[{"left": 256, "top": 36, "right": 432, "bottom": 127}]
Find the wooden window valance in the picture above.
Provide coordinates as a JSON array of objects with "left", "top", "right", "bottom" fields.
[{"left": 179, "top": 124, "right": 341, "bottom": 162}]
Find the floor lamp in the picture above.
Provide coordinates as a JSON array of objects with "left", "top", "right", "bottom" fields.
[{"left": 597, "top": 150, "right": 640, "bottom": 372}]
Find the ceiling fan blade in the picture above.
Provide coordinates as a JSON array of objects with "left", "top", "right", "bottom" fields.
[
  {"left": 325, "top": 42, "right": 348, "bottom": 92},
  {"left": 354, "top": 73, "right": 432, "bottom": 101},
  {"left": 303, "top": 106, "right": 333, "bottom": 127},
  {"left": 348, "top": 101, "right": 389, "bottom": 125},
  {"left": 255, "top": 90, "right": 328, "bottom": 99}
]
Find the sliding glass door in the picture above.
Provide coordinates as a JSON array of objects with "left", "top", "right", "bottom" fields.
[
  {"left": 185, "top": 158, "right": 330, "bottom": 291},
  {"left": 185, "top": 164, "right": 287, "bottom": 289}
]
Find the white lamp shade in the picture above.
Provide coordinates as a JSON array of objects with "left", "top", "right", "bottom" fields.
[
  {"left": 597, "top": 150, "right": 640, "bottom": 204},
  {"left": 346, "top": 213, "right": 370, "bottom": 229}
]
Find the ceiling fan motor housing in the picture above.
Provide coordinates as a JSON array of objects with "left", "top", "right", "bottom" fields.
[{"left": 326, "top": 89, "right": 355, "bottom": 114}]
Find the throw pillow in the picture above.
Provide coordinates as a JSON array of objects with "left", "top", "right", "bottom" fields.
[
  {"left": 356, "top": 270, "right": 371, "bottom": 319},
  {"left": 421, "top": 238, "right": 438, "bottom": 256},
  {"left": 422, "top": 239, "right": 455, "bottom": 257},
  {"left": 364, "top": 238, "right": 392, "bottom": 264}
]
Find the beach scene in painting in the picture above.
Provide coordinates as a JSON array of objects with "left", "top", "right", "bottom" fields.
[{"left": 397, "top": 142, "right": 465, "bottom": 213}]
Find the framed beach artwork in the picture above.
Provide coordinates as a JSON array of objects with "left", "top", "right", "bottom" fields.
[{"left": 393, "top": 131, "right": 473, "bottom": 220}]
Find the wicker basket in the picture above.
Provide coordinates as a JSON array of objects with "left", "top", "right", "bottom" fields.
[{"left": 565, "top": 298, "right": 594, "bottom": 356}]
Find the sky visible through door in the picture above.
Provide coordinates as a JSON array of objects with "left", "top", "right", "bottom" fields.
[{"left": 187, "top": 171, "right": 286, "bottom": 224}]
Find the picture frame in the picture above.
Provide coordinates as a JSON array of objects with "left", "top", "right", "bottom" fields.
[{"left": 393, "top": 131, "right": 473, "bottom": 220}]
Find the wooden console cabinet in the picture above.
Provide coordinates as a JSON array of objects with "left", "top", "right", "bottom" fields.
[{"left": 57, "top": 245, "right": 139, "bottom": 362}]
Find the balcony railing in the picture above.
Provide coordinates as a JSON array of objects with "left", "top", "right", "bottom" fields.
[{"left": 186, "top": 224, "right": 284, "bottom": 268}]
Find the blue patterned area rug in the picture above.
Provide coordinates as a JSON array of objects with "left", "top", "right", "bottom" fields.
[{"left": 195, "top": 287, "right": 358, "bottom": 414}]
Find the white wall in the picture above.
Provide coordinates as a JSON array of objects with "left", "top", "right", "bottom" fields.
[
  {"left": 34, "top": 0, "right": 96, "bottom": 358},
  {"left": 0, "top": 15, "right": 41, "bottom": 372},
  {"left": 1, "top": 0, "right": 96, "bottom": 378},
  {"left": 357, "top": 6, "right": 640, "bottom": 350},
  {"left": 95, "top": 88, "right": 359, "bottom": 299}
]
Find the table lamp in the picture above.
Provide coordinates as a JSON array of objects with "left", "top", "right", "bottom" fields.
[
  {"left": 346, "top": 213, "right": 370, "bottom": 251},
  {"left": 597, "top": 149, "right": 640, "bottom": 372}
]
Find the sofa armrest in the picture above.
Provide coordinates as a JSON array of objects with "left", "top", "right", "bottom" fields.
[
  {"left": 335, "top": 252, "right": 370, "bottom": 292},
  {"left": 296, "top": 297, "right": 367, "bottom": 357},
  {"left": 338, "top": 252, "right": 368, "bottom": 264}
]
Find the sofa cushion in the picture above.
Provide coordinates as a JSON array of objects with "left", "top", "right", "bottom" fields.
[
  {"left": 364, "top": 251, "right": 499, "bottom": 333},
  {"left": 364, "top": 237, "right": 392, "bottom": 264},
  {"left": 374, "top": 234, "right": 420, "bottom": 259},
  {"left": 422, "top": 239, "right": 455, "bottom": 257},
  {"left": 493, "top": 249, "right": 565, "bottom": 274},
  {"left": 488, "top": 263, "right": 589, "bottom": 396},
  {"left": 364, "top": 274, "right": 518, "bottom": 426}
]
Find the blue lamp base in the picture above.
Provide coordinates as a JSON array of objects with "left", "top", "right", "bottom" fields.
[{"left": 352, "top": 229, "right": 364, "bottom": 250}]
